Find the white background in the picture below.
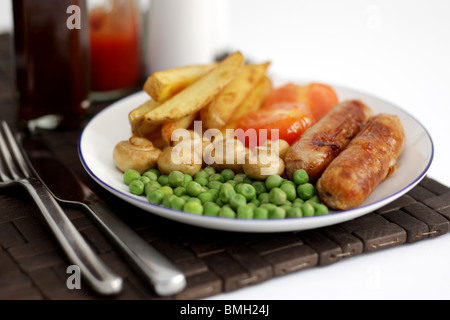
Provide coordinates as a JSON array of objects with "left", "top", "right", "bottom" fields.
[{"left": 1, "top": 0, "right": 449, "bottom": 300}]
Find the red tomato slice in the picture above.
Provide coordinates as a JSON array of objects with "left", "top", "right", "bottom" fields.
[
  {"left": 235, "top": 102, "right": 315, "bottom": 148},
  {"left": 261, "top": 82, "right": 338, "bottom": 121},
  {"left": 306, "top": 83, "right": 339, "bottom": 121}
]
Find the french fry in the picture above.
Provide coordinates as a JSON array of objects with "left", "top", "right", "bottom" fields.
[
  {"left": 144, "top": 51, "right": 245, "bottom": 123},
  {"left": 129, "top": 99, "right": 161, "bottom": 137},
  {"left": 144, "top": 64, "right": 216, "bottom": 102},
  {"left": 200, "top": 62, "right": 270, "bottom": 129},
  {"left": 222, "top": 75, "right": 272, "bottom": 132},
  {"left": 161, "top": 112, "right": 198, "bottom": 146},
  {"left": 129, "top": 99, "right": 160, "bottom": 127}
]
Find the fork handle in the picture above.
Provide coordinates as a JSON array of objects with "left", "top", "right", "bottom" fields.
[{"left": 23, "top": 178, "right": 123, "bottom": 295}]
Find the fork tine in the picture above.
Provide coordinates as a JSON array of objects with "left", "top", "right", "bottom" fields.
[
  {"left": 0, "top": 129, "right": 11, "bottom": 182},
  {"left": 1, "top": 121, "right": 31, "bottom": 179},
  {"left": 0, "top": 122, "right": 23, "bottom": 181}
]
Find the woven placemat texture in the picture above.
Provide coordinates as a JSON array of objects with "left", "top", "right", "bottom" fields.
[{"left": 1, "top": 176, "right": 449, "bottom": 300}]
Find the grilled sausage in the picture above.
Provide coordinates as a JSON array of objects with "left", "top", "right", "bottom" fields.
[
  {"left": 285, "top": 100, "right": 373, "bottom": 183},
  {"left": 316, "top": 113, "right": 405, "bottom": 210}
]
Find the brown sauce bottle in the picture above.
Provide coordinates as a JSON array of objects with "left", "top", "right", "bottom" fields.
[{"left": 12, "top": 0, "right": 90, "bottom": 131}]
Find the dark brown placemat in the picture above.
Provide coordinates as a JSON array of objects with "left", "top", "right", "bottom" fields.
[{"left": 1, "top": 175, "right": 449, "bottom": 300}]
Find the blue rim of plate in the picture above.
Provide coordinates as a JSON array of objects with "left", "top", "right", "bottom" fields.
[{"left": 77, "top": 83, "right": 434, "bottom": 233}]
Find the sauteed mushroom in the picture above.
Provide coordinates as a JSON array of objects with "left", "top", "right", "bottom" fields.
[
  {"left": 243, "top": 146, "right": 285, "bottom": 180},
  {"left": 113, "top": 136, "right": 162, "bottom": 173}
]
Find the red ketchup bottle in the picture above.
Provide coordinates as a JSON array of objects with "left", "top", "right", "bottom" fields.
[{"left": 88, "top": 0, "right": 142, "bottom": 101}]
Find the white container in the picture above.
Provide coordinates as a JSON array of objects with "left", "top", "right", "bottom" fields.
[{"left": 145, "top": 0, "right": 230, "bottom": 73}]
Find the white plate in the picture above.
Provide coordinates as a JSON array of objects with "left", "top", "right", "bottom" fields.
[{"left": 78, "top": 82, "right": 434, "bottom": 233}]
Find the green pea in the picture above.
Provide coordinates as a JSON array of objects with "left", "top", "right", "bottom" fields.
[
  {"left": 314, "top": 204, "right": 329, "bottom": 215},
  {"left": 174, "top": 186, "right": 186, "bottom": 197},
  {"left": 215, "top": 198, "right": 224, "bottom": 206},
  {"left": 186, "top": 181, "right": 203, "bottom": 197},
  {"left": 180, "top": 195, "right": 191, "bottom": 202},
  {"left": 247, "top": 202, "right": 257, "bottom": 209},
  {"left": 219, "top": 186, "right": 236, "bottom": 203},
  {"left": 280, "top": 183, "right": 296, "bottom": 201},
  {"left": 221, "top": 168, "right": 235, "bottom": 181},
  {"left": 183, "top": 201, "right": 203, "bottom": 215},
  {"left": 243, "top": 177, "right": 254, "bottom": 184},
  {"left": 168, "top": 171, "right": 184, "bottom": 188},
  {"left": 208, "top": 180, "right": 223, "bottom": 190},
  {"left": 194, "top": 171, "right": 209, "bottom": 186},
  {"left": 260, "top": 203, "right": 277, "bottom": 212},
  {"left": 129, "top": 180, "right": 144, "bottom": 195},
  {"left": 297, "top": 183, "right": 316, "bottom": 200},
  {"left": 252, "top": 181, "right": 267, "bottom": 195},
  {"left": 229, "top": 194, "right": 247, "bottom": 210},
  {"left": 219, "top": 206, "right": 236, "bottom": 218},
  {"left": 203, "top": 166, "right": 216, "bottom": 176},
  {"left": 147, "top": 189, "right": 164, "bottom": 205},
  {"left": 301, "top": 203, "right": 315, "bottom": 217},
  {"left": 139, "top": 176, "right": 151, "bottom": 185},
  {"left": 237, "top": 205, "right": 254, "bottom": 219},
  {"left": 145, "top": 182, "right": 159, "bottom": 196},
  {"left": 158, "top": 175, "right": 169, "bottom": 186},
  {"left": 281, "top": 180, "right": 296, "bottom": 188},
  {"left": 209, "top": 188, "right": 219, "bottom": 201},
  {"left": 142, "top": 170, "right": 158, "bottom": 181},
  {"left": 254, "top": 207, "right": 269, "bottom": 219},
  {"left": 163, "top": 194, "right": 177, "bottom": 208},
  {"left": 209, "top": 173, "right": 225, "bottom": 183},
  {"left": 204, "top": 202, "right": 221, "bottom": 217},
  {"left": 233, "top": 173, "right": 247, "bottom": 183},
  {"left": 236, "top": 183, "right": 257, "bottom": 201},
  {"left": 195, "top": 170, "right": 208, "bottom": 180},
  {"left": 226, "top": 179, "right": 238, "bottom": 188},
  {"left": 293, "top": 169, "right": 309, "bottom": 185},
  {"left": 195, "top": 176, "right": 209, "bottom": 186},
  {"left": 147, "top": 168, "right": 160, "bottom": 177},
  {"left": 187, "top": 197, "right": 202, "bottom": 204},
  {"left": 280, "top": 204, "right": 292, "bottom": 212},
  {"left": 160, "top": 186, "right": 173, "bottom": 198},
  {"left": 258, "top": 192, "right": 270, "bottom": 204},
  {"left": 182, "top": 173, "right": 193, "bottom": 186},
  {"left": 250, "top": 198, "right": 260, "bottom": 207},
  {"left": 146, "top": 180, "right": 161, "bottom": 190},
  {"left": 198, "top": 192, "right": 215, "bottom": 204},
  {"left": 171, "top": 197, "right": 186, "bottom": 211},
  {"left": 265, "top": 174, "right": 284, "bottom": 190},
  {"left": 123, "top": 169, "right": 141, "bottom": 185},
  {"left": 287, "top": 207, "right": 303, "bottom": 218},
  {"left": 269, "top": 206, "right": 286, "bottom": 219},
  {"left": 292, "top": 198, "right": 304, "bottom": 206},
  {"left": 306, "top": 195, "right": 321, "bottom": 204},
  {"left": 269, "top": 187, "right": 287, "bottom": 205}
]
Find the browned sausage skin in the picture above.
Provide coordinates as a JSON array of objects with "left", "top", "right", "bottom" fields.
[
  {"left": 285, "top": 100, "right": 373, "bottom": 183},
  {"left": 316, "top": 113, "right": 405, "bottom": 210}
]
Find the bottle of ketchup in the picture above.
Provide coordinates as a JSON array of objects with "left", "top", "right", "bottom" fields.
[{"left": 89, "top": 0, "right": 141, "bottom": 100}]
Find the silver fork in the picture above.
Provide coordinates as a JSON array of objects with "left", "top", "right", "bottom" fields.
[{"left": 0, "top": 120, "right": 123, "bottom": 295}]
